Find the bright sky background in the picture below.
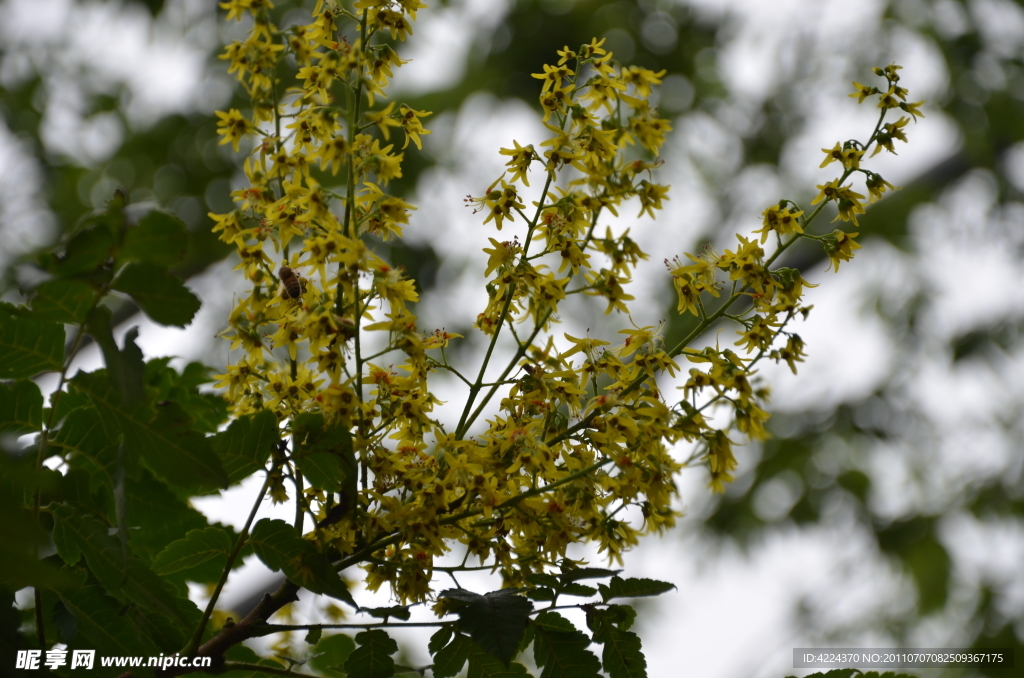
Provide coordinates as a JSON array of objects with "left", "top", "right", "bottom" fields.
[{"left": 4, "top": 0, "right": 1024, "bottom": 675}]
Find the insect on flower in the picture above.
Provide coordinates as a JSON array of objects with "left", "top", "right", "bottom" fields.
[{"left": 278, "top": 266, "right": 305, "bottom": 299}]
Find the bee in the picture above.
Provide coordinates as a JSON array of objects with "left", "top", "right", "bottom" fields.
[{"left": 278, "top": 266, "right": 305, "bottom": 300}]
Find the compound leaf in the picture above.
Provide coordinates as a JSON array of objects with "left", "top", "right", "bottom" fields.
[{"left": 438, "top": 588, "right": 533, "bottom": 667}]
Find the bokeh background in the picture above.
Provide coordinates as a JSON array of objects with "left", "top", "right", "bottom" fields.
[{"left": 2, "top": 0, "right": 1023, "bottom": 676}]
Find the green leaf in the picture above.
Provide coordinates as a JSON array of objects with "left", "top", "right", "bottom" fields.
[
  {"left": 103, "top": 324, "right": 147, "bottom": 404},
  {"left": 0, "top": 380, "right": 43, "bottom": 435},
  {"left": 249, "top": 519, "right": 355, "bottom": 607},
  {"left": 560, "top": 583, "right": 598, "bottom": 597},
  {"left": 121, "top": 470, "right": 212, "bottom": 558},
  {"left": 525, "top": 587, "right": 556, "bottom": 601},
  {"left": 120, "top": 211, "right": 188, "bottom": 267},
  {"left": 293, "top": 412, "right": 356, "bottom": 492},
  {"left": 525, "top": 573, "right": 561, "bottom": 588},
  {"left": 429, "top": 626, "right": 454, "bottom": 656},
  {"left": 365, "top": 605, "right": 412, "bottom": 621},
  {"left": 592, "top": 615, "right": 646, "bottom": 678},
  {"left": 309, "top": 634, "right": 356, "bottom": 676},
  {"left": 31, "top": 279, "right": 96, "bottom": 324},
  {"left": 438, "top": 588, "right": 533, "bottom": 667},
  {"left": 213, "top": 410, "right": 279, "bottom": 484},
  {"left": 559, "top": 567, "right": 621, "bottom": 583},
  {"left": 55, "top": 569, "right": 157, "bottom": 661},
  {"left": 112, "top": 261, "right": 201, "bottom": 327},
  {"left": 304, "top": 626, "right": 322, "bottom": 645},
  {"left": 53, "top": 224, "right": 115, "bottom": 277},
  {"left": 248, "top": 518, "right": 306, "bottom": 572},
  {"left": 73, "top": 371, "right": 227, "bottom": 492},
  {"left": 83, "top": 306, "right": 144, "bottom": 405},
  {"left": 0, "top": 311, "right": 64, "bottom": 378},
  {"left": 598, "top": 576, "right": 675, "bottom": 602},
  {"left": 432, "top": 633, "right": 472, "bottom": 678},
  {"left": 602, "top": 604, "right": 637, "bottom": 632},
  {"left": 50, "top": 505, "right": 198, "bottom": 629},
  {"left": 151, "top": 526, "right": 233, "bottom": 575},
  {"left": 465, "top": 640, "right": 530, "bottom": 678},
  {"left": 0, "top": 465, "right": 65, "bottom": 589},
  {"left": 343, "top": 629, "right": 397, "bottom": 678},
  {"left": 52, "top": 405, "right": 117, "bottom": 476},
  {"left": 532, "top": 611, "right": 601, "bottom": 678},
  {"left": 144, "top": 359, "right": 228, "bottom": 433}
]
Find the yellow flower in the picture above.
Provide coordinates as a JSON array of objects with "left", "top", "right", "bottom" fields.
[
  {"left": 531, "top": 63, "right": 574, "bottom": 95},
  {"left": 899, "top": 100, "right": 926, "bottom": 121},
  {"left": 849, "top": 81, "right": 878, "bottom": 103},
  {"left": 215, "top": 109, "right": 252, "bottom": 152},
  {"left": 399, "top": 104, "right": 432, "bottom": 150},
  {"left": 865, "top": 172, "right": 898, "bottom": 202},
  {"left": 822, "top": 229, "right": 861, "bottom": 272},
  {"left": 365, "top": 101, "right": 402, "bottom": 141}
]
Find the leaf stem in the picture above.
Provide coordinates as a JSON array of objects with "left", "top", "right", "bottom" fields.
[{"left": 185, "top": 470, "right": 273, "bottom": 656}]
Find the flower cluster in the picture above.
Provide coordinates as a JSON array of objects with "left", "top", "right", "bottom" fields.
[{"left": 208, "top": 0, "right": 914, "bottom": 606}]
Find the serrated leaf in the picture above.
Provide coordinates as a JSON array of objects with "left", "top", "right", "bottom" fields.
[
  {"left": 558, "top": 567, "right": 621, "bottom": 583},
  {"left": 439, "top": 588, "right": 533, "bottom": 667},
  {"left": 526, "top": 587, "right": 556, "bottom": 601},
  {"left": 212, "top": 409, "right": 279, "bottom": 484},
  {"left": 532, "top": 611, "right": 601, "bottom": 678},
  {"left": 247, "top": 518, "right": 298, "bottom": 571},
  {"left": 365, "top": 605, "right": 412, "bottom": 621},
  {"left": 598, "top": 576, "right": 675, "bottom": 602},
  {"left": 144, "top": 359, "right": 228, "bottom": 433},
  {"left": 429, "top": 626, "right": 454, "bottom": 656},
  {"left": 593, "top": 616, "right": 646, "bottom": 678},
  {"left": 293, "top": 412, "right": 355, "bottom": 492},
  {"left": 84, "top": 307, "right": 144, "bottom": 405},
  {"left": 0, "top": 311, "right": 64, "bottom": 378},
  {"left": 560, "top": 583, "right": 598, "bottom": 597},
  {"left": 54, "top": 224, "right": 115, "bottom": 277},
  {"left": 0, "top": 487, "right": 64, "bottom": 589},
  {"left": 151, "top": 526, "right": 233, "bottom": 575},
  {"left": 602, "top": 604, "right": 637, "bottom": 631},
  {"left": 113, "top": 261, "right": 201, "bottom": 327},
  {"left": 120, "top": 211, "right": 188, "bottom": 267},
  {"left": 0, "top": 380, "right": 43, "bottom": 435},
  {"left": 55, "top": 569, "right": 157, "bottom": 660},
  {"left": 51, "top": 406, "right": 116, "bottom": 476},
  {"left": 343, "top": 629, "right": 397, "bottom": 678},
  {"left": 466, "top": 640, "right": 530, "bottom": 678},
  {"left": 432, "top": 633, "right": 472, "bottom": 678},
  {"left": 248, "top": 519, "right": 355, "bottom": 607},
  {"left": 121, "top": 470, "right": 211, "bottom": 560},
  {"left": 310, "top": 634, "right": 356, "bottom": 676},
  {"left": 73, "top": 371, "right": 227, "bottom": 492},
  {"left": 50, "top": 505, "right": 197, "bottom": 629},
  {"left": 305, "top": 626, "right": 322, "bottom": 645},
  {"left": 525, "top": 573, "right": 560, "bottom": 588},
  {"left": 31, "top": 279, "right": 96, "bottom": 324}
]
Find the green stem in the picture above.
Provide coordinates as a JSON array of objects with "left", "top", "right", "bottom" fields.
[
  {"left": 32, "top": 289, "right": 104, "bottom": 649},
  {"left": 455, "top": 170, "right": 555, "bottom": 439},
  {"left": 185, "top": 471, "right": 273, "bottom": 656}
]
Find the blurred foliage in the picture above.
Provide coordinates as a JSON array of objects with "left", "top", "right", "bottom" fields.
[{"left": 1, "top": 0, "right": 1022, "bottom": 672}]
